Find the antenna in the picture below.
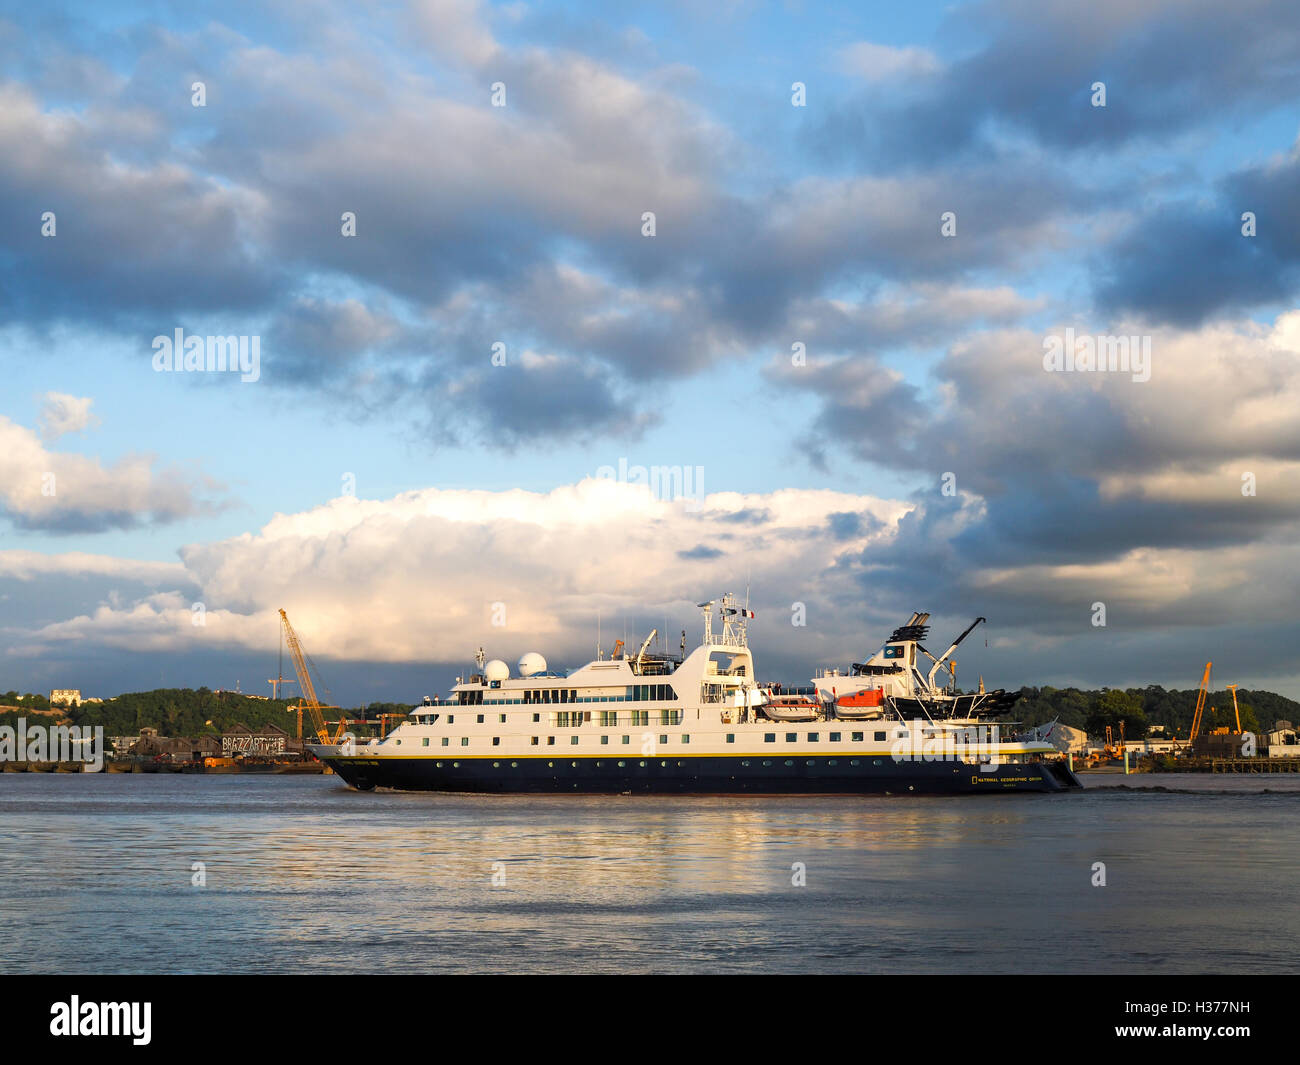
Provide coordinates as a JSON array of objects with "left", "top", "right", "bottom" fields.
[{"left": 597, "top": 610, "right": 602, "bottom": 659}]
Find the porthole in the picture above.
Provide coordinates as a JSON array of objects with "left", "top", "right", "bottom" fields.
[
  {"left": 571, "top": 761, "right": 578, "bottom": 767},
  {"left": 639, "top": 760, "right": 647, "bottom": 767},
  {"left": 873, "top": 759, "right": 883, "bottom": 766},
  {"left": 661, "top": 760, "right": 668, "bottom": 767},
  {"left": 741, "top": 760, "right": 750, "bottom": 767},
  {"left": 492, "top": 761, "right": 499, "bottom": 768},
  {"left": 828, "top": 759, "right": 838, "bottom": 766},
  {"left": 763, "top": 760, "right": 772, "bottom": 767},
  {"left": 806, "top": 760, "right": 815, "bottom": 766},
  {"left": 452, "top": 761, "right": 459, "bottom": 767},
  {"left": 850, "top": 759, "right": 860, "bottom": 766},
  {"left": 511, "top": 761, "right": 518, "bottom": 768},
  {"left": 784, "top": 759, "right": 794, "bottom": 766},
  {"left": 618, "top": 760, "right": 627, "bottom": 767},
  {"left": 547, "top": 761, "right": 554, "bottom": 768}
]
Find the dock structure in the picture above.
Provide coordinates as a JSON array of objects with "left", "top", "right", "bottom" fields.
[{"left": 1158, "top": 757, "right": 1300, "bottom": 773}]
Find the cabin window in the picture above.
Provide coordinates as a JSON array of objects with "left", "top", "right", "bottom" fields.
[
  {"left": 681, "top": 735, "right": 690, "bottom": 744},
  {"left": 499, "top": 714, "right": 506, "bottom": 723},
  {"left": 765, "top": 733, "right": 776, "bottom": 743},
  {"left": 460, "top": 737, "right": 469, "bottom": 746},
  {"left": 448, "top": 715, "right": 454, "bottom": 723},
  {"left": 601, "top": 736, "right": 609, "bottom": 745},
  {"left": 874, "top": 731, "right": 885, "bottom": 741},
  {"left": 531, "top": 737, "right": 539, "bottom": 745},
  {"left": 476, "top": 714, "right": 484, "bottom": 723},
  {"left": 785, "top": 733, "right": 797, "bottom": 743},
  {"left": 441, "top": 737, "right": 449, "bottom": 747},
  {"left": 659, "top": 735, "right": 668, "bottom": 746},
  {"left": 492, "top": 737, "right": 500, "bottom": 747},
  {"left": 547, "top": 736, "right": 555, "bottom": 746},
  {"left": 422, "top": 738, "right": 429, "bottom": 747},
  {"left": 829, "top": 732, "right": 841, "bottom": 742},
  {"left": 622, "top": 735, "right": 630, "bottom": 745},
  {"left": 726, "top": 734, "right": 735, "bottom": 743},
  {"left": 807, "top": 733, "right": 819, "bottom": 742},
  {"left": 570, "top": 736, "right": 579, "bottom": 745},
  {"left": 533, "top": 713, "right": 540, "bottom": 722}
]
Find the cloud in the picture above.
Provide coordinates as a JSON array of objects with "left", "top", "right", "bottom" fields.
[
  {"left": 838, "top": 42, "right": 941, "bottom": 83},
  {"left": 0, "top": 414, "right": 224, "bottom": 533},
  {"left": 9, "top": 473, "right": 1300, "bottom": 698},
  {"left": 10, "top": 479, "right": 911, "bottom": 670},
  {"left": 37, "top": 392, "right": 99, "bottom": 440}
]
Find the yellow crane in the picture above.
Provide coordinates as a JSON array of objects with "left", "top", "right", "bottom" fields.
[
  {"left": 278, "top": 609, "right": 346, "bottom": 744},
  {"left": 1225, "top": 684, "right": 1242, "bottom": 732},
  {"left": 1188, "top": 661, "right": 1212, "bottom": 745}
]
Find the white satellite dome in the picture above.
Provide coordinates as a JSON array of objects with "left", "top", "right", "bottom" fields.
[
  {"left": 518, "top": 652, "right": 548, "bottom": 677},
  {"left": 484, "top": 659, "right": 509, "bottom": 682}
]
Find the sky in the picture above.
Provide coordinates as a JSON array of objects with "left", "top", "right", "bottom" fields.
[{"left": 1, "top": 0, "right": 1299, "bottom": 706}]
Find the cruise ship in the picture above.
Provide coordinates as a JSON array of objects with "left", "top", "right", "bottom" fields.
[{"left": 308, "top": 594, "right": 1081, "bottom": 794}]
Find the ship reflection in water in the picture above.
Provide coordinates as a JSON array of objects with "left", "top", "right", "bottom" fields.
[{"left": 1, "top": 774, "right": 1297, "bottom": 974}]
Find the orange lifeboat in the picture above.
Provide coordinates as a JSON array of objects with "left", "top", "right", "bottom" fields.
[{"left": 834, "top": 688, "right": 885, "bottom": 718}]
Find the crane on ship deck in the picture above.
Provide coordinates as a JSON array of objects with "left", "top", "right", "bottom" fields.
[{"left": 278, "top": 608, "right": 347, "bottom": 744}]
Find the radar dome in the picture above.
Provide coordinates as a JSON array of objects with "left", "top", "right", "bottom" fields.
[
  {"left": 518, "top": 652, "right": 548, "bottom": 677},
  {"left": 484, "top": 659, "right": 509, "bottom": 682}
]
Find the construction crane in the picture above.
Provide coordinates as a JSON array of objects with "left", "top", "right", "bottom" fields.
[
  {"left": 1187, "top": 661, "right": 1213, "bottom": 746},
  {"left": 1225, "top": 684, "right": 1243, "bottom": 732},
  {"left": 278, "top": 609, "right": 346, "bottom": 744}
]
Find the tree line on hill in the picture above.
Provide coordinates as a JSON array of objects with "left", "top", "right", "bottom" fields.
[
  {"left": 0, "top": 688, "right": 418, "bottom": 738},
  {"left": 1011, "top": 685, "right": 1298, "bottom": 740}
]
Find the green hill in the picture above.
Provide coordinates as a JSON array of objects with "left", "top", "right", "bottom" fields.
[{"left": 1012, "top": 685, "right": 1299, "bottom": 738}]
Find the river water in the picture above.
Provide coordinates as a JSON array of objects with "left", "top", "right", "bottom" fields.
[{"left": 1, "top": 773, "right": 1296, "bottom": 974}]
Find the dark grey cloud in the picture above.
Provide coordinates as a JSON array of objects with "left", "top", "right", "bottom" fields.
[
  {"left": 1096, "top": 148, "right": 1300, "bottom": 324},
  {"left": 816, "top": 0, "right": 1300, "bottom": 170}
]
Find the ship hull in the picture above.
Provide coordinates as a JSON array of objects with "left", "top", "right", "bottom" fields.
[{"left": 315, "top": 752, "right": 1081, "bottom": 795}]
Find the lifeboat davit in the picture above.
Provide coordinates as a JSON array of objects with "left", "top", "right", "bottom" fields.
[{"left": 834, "top": 688, "right": 885, "bottom": 719}]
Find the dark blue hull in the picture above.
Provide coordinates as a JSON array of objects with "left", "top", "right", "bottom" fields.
[{"left": 320, "top": 753, "right": 1082, "bottom": 795}]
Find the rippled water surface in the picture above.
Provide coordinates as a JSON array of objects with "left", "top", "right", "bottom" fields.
[{"left": 1, "top": 773, "right": 1297, "bottom": 973}]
